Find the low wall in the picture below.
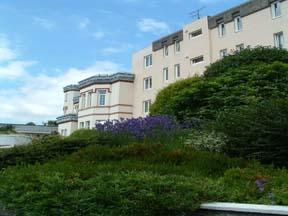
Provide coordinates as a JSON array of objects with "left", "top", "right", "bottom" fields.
[{"left": 199, "top": 203, "right": 288, "bottom": 216}]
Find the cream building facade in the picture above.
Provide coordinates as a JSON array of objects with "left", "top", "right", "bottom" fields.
[{"left": 57, "top": 0, "right": 288, "bottom": 136}]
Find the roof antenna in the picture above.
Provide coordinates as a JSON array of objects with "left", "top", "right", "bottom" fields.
[{"left": 190, "top": 7, "right": 206, "bottom": 20}]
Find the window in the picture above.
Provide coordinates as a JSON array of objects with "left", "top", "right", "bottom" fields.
[
  {"left": 174, "top": 41, "right": 180, "bottom": 53},
  {"left": 87, "top": 92, "right": 92, "bottom": 107},
  {"left": 81, "top": 94, "right": 86, "bottom": 109},
  {"left": 143, "top": 77, "right": 152, "bottom": 90},
  {"left": 271, "top": 1, "right": 281, "bottom": 18},
  {"left": 163, "top": 45, "right": 169, "bottom": 57},
  {"left": 220, "top": 49, "right": 228, "bottom": 59},
  {"left": 218, "top": 23, "right": 226, "bottom": 37},
  {"left": 85, "top": 121, "right": 90, "bottom": 129},
  {"left": 191, "top": 56, "right": 204, "bottom": 65},
  {"left": 64, "top": 93, "right": 68, "bottom": 102},
  {"left": 189, "top": 29, "right": 202, "bottom": 39},
  {"left": 274, "top": 32, "right": 284, "bottom": 49},
  {"left": 98, "top": 89, "right": 107, "bottom": 106},
  {"left": 143, "top": 100, "right": 151, "bottom": 114},
  {"left": 80, "top": 122, "right": 84, "bottom": 129},
  {"left": 144, "top": 54, "right": 152, "bottom": 67},
  {"left": 63, "top": 106, "right": 68, "bottom": 115},
  {"left": 175, "top": 64, "right": 181, "bottom": 78},
  {"left": 163, "top": 67, "right": 169, "bottom": 81},
  {"left": 234, "top": 16, "right": 242, "bottom": 32},
  {"left": 236, "top": 44, "right": 244, "bottom": 52}
]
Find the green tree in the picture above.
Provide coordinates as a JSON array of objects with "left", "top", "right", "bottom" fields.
[{"left": 150, "top": 47, "right": 288, "bottom": 121}]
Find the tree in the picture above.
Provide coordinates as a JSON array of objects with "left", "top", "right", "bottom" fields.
[
  {"left": 150, "top": 47, "right": 288, "bottom": 121},
  {"left": 26, "top": 122, "right": 36, "bottom": 126}
]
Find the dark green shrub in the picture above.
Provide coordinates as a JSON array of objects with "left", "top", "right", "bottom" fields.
[
  {"left": 151, "top": 48, "right": 288, "bottom": 121},
  {"left": 215, "top": 99, "right": 288, "bottom": 167}
]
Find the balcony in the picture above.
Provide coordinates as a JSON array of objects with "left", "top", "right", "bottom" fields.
[{"left": 56, "top": 114, "right": 78, "bottom": 124}]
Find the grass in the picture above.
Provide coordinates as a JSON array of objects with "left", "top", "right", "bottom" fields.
[{"left": 0, "top": 132, "right": 287, "bottom": 215}]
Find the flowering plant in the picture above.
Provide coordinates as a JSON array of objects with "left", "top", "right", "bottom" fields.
[{"left": 95, "top": 115, "right": 185, "bottom": 142}]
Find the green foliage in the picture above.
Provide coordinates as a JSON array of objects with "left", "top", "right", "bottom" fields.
[
  {"left": 0, "top": 125, "right": 15, "bottom": 134},
  {"left": 0, "top": 141, "right": 287, "bottom": 215},
  {"left": 215, "top": 99, "right": 288, "bottom": 167},
  {"left": 150, "top": 47, "right": 288, "bottom": 120}
]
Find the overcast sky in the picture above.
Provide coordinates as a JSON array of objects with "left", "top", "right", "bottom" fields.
[{"left": 0, "top": 0, "right": 244, "bottom": 124}]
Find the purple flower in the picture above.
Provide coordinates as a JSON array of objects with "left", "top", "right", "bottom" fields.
[
  {"left": 95, "top": 115, "right": 191, "bottom": 141},
  {"left": 255, "top": 178, "right": 267, "bottom": 193}
]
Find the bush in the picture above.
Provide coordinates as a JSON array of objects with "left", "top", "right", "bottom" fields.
[
  {"left": 185, "top": 130, "right": 226, "bottom": 153},
  {"left": 215, "top": 99, "right": 288, "bottom": 167},
  {"left": 150, "top": 48, "right": 288, "bottom": 121}
]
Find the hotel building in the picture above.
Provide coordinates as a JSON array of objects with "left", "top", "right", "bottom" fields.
[{"left": 57, "top": 0, "right": 288, "bottom": 136}]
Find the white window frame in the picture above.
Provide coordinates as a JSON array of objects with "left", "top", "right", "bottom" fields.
[
  {"left": 274, "top": 32, "right": 284, "bottom": 49},
  {"left": 236, "top": 44, "right": 245, "bottom": 52},
  {"left": 80, "top": 122, "right": 84, "bottom": 129},
  {"left": 191, "top": 56, "right": 204, "bottom": 65},
  {"left": 220, "top": 49, "right": 228, "bottom": 59},
  {"left": 143, "top": 100, "right": 151, "bottom": 114},
  {"left": 98, "top": 89, "right": 107, "bottom": 106},
  {"left": 163, "top": 67, "right": 169, "bottom": 82},
  {"left": 218, "top": 22, "right": 226, "bottom": 38},
  {"left": 163, "top": 45, "right": 169, "bottom": 57},
  {"left": 85, "top": 121, "right": 90, "bottom": 129},
  {"left": 189, "top": 29, "right": 202, "bottom": 39},
  {"left": 175, "top": 64, "right": 181, "bottom": 78},
  {"left": 87, "top": 92, "right": 92, "bottom": 108},
  {"left": 144, "top": 54, "right": 153, "bottom": 68},
  {"left": 143, "top": 77, "right": 152, "bottom": 90},
  {"left": 271, "top": 1, "right": 281, "bottom": 19},
  {"left": 174, "top": 41, "right": 180, "bottom": 53},
  {"left": 81, "top": 94, "right": 86, "bottom": 109},
  {"left": 234, "top": 16, "right": 242, "bottom": 32}
]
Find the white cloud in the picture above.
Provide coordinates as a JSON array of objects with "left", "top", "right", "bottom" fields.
[
  {"left": 78, "top": 17, "right": 91, "bottom": 30},
  {"left": 0, "top": 34, "right": 126, "bottom": 124},
  {"left": 101, "top": 43, "right": 133, "bottom": 55},
  {"left": 92, "top": 31, "right": 105, "bottom": 39},
  {"left": 0, "top": 60, "right": 125, "bottom": 123},
  {"left": 0, "top": 34, "right": 17, "bottom": 62},
  {"left": 137, "top": 18, "right": 170, "bottom": 34},
  {"left": 33, "top": 17, "right": 55, "bottom": 30}
]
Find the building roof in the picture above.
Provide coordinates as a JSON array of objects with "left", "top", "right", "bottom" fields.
[
  {"left": 13, "top": 125, "right": 58, "bottom": 134},
  {"left": 63, "top": 85, "right": 80, "bottom": 93},
  {"left": 78, "top": 72, "right": 134, "bottom": 89},
  {"left": 208, "top": 0, "right": 283, "bottom": 29}
]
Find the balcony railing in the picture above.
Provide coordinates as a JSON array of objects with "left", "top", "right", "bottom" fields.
[
  {"left": 63, "top": 85, "right": 79, "bottom": 93},
  {"left": 56, "top": 114, "right": 78, "bottom": 124}
]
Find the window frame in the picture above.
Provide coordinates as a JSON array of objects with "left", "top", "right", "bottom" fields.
[
  {"left": 220, "top": 49, "right": 228, "bottom": 59},
  {"left": 236, "top": 43, "right": 244, "bottom": 52},
  {"left": 218, "top": 22, "right": 226, "bottom": 38},
  {"left": 98, "top": 89, "right": 107, "bottom": 106},
  {"left": 143, "top": 100, "right": 151, "bottom": 114},
  {"left": 144, "top": 54, "right": 153, "bottom": 68},
  {"left": 189, "top": 29, "right": 203, "bottom": 39},
  {"left": 191, "top": 55, "right": 204, "bottom": 65},
  {"left": 143, "top": 77, "right": 152, "bottom": 90},
  {"left": 174, "top": 41, "right": 180, "bottom": 53},
  {"left": 163, "top": 67, "right": 169, "bottom": 82},
  {"left": 271, "top": 1, "right": 281, "bottom": 19},
  {"left": 274, "top": 32, "right": 284, "bottom": 49},
  {"left": 234, "top": 16, "right": 243, "bottom": 32},
  {"left": 163, "top": 45, "right": 169, "bottom": 57},
  {"left": 175, "top": 64, "right": 181, "bottom": 78}
]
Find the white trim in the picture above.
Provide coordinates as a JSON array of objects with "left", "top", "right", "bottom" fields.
[{"left": 201, "top": 202, "right": 288, "bottom": 215}]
